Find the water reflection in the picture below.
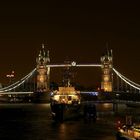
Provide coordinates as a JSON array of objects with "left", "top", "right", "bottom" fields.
[
  {"left": 0, "top": 103, "right": 118, "bottom": 140},
  {"left": 58, "top": 123, "right": 67, "bottom": 139}
]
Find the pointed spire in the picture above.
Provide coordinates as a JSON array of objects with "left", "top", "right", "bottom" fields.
[
  {"left": 41, "top": 43, "right": 46, "bottom": 56},
  {"left": 39, "top": 50, "right": 41, "bottom": 56},
  {"left": 105, "top": 42, "right": 109, "bottom": 56},
  {"left": 110, "top": 49, "right": 113, "bottom": 56},
  {"left": 42, "top": 43, "right": 45, "bottom": 49},
  {"left": 47, "top": 50, "right": 49, "bottom": 57},
  {"left": 47, "top": 50, "right": 50, "bottom": 62}
]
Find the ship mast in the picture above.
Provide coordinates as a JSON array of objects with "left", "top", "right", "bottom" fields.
[{"left": 62, "top": 61, "right": 73, "bottom": 87}]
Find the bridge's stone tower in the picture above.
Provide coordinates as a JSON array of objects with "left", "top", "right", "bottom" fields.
[
  {"left": 101, "top": 49, "right": 113, "bottom": 92},
  {"left": 36, "top": 44, "right": 50, "bottom": 92}
]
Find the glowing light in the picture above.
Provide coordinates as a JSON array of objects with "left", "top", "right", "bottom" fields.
[
  {"left": 113, "top": 68, "right": 140, "bottom": 87},
  {"left": 39, "top": 76, "right": 44, "bottom": 82},
  {"left": 71, "top": 61, "right": 76, "bottom": 66},
  {"left": 80, "top": 91, "right": 98, "bottom": 96},
  {"left": 0, "top": 68, "right": 36, "bottom": 92},
  {"left": 46, "top": 64, "right": 101, "bottom": 67},
  {"left": 113, "top": 68, "right": 140, "bottom": 90},
  {"left": 105, "top": 88, "right": 108, "bottom": 91}
]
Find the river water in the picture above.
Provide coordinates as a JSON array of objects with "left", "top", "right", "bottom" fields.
[{"left": 0, "top": 103, "right": 133, "bottom": 140}]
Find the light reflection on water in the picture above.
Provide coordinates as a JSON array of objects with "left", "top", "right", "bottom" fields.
[
  {"left": 0, "top": 103, "right": 132, "bottom": 140},
  {"left": 96, "top": 103, "right": 113, "bottom": 112},
  {"left": 58, "top": 123, "right": 67, "bottom": 139}
]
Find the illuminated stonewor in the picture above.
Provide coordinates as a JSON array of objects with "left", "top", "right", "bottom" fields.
[
  {"left": 36, "top": 44, "right": 50, "bottom": 92},
  {"left": 101, "top": 49, "right": 113, "bottom": 92}
]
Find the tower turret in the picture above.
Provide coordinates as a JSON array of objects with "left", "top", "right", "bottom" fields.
[
  {"left": 101, "top": 49, "right": 113, "bottom": 92},
  {"left": 36, "top": 44, "right": 50, "bottom": 92}
]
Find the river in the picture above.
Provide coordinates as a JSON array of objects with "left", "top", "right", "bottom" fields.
[{"left": 0, "top": 103, "right": 133, "bottom": 140}]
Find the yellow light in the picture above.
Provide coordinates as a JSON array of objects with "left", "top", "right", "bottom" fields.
[
  {"left": 39, "top": 76, "right": 44, "bottom": 82},
  {"left": 53, "top": 95, "right": 60, "bottom": 101},
  {"left": 105, "top": 88, "right": 108, "bottom": 91}
]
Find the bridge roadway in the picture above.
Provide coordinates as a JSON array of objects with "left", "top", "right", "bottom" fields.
[
  {"left": 0, "top": 92, "right": 33, "bottom": 95},
  {"left": 1, "top": 91, "right": 140, "bottom": 107}
]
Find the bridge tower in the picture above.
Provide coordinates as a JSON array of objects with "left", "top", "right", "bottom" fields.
[
  {"left": 101, "top": 49, "right": 113, "bottom": 92},
  {"left": 36, "top": 44, "right": 50, "bottom": 92}
]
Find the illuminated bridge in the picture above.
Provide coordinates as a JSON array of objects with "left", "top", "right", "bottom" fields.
[{"left": 0, "top": 44, "right": 140, "bottom": 103}]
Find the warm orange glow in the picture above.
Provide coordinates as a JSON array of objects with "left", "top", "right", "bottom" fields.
[{"left": 39, "top": 76, "right": 44, "bottom": 82}]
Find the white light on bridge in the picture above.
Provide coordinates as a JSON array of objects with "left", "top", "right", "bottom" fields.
[
  {"left": 47, "top": 64, "right": 101, "bottom": 67},
  {"left": 71, "top": 61, "right": 76, "bottom": 66},
  {"left": 76, "top": 64, "right": 101, "bottom": 67},
  {"left": 80, "top": 91, "right": 99, "bottom": 96}
]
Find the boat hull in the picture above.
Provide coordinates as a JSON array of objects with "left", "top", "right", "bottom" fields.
[{"left": 51, "top": 103, "right": 82, "bottom": 122}]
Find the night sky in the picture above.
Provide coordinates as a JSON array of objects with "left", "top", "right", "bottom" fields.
[{"left": 0, "top": 1, "right": 140, "bottom": 87}]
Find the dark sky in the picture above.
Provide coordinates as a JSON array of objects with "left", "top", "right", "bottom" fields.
[{"left": 0, "top": 1, "right": 140, "bottom": 87}]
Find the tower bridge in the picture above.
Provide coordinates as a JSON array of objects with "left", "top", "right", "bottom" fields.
[{"left": 0, "top": 44, "right": 140, "bottom": 103}]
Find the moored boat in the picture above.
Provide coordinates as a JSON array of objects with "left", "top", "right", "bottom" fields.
[
  {"left": 50, "top": 86, "right": 81, "bottom": 122},
  {"left": 116, "top": 118, "right": 140, "bottom": 140}
]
